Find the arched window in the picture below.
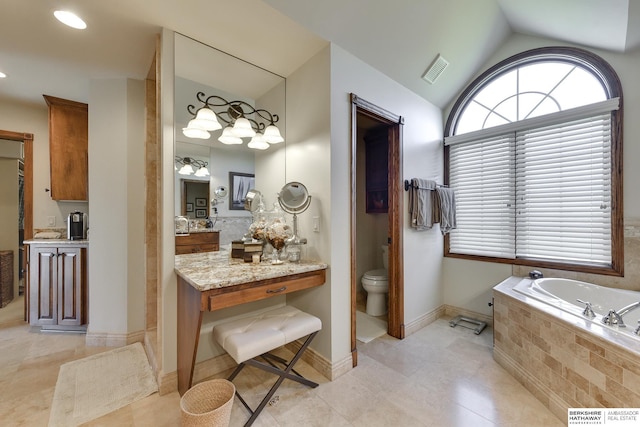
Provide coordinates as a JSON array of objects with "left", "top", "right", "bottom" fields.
[{"left": 444, "top": 47, "right": 623, "bottom": 275}]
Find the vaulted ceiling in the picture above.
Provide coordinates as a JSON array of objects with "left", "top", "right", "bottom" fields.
[{"left": 1, "top": 0, "right": 638, "bottom": 109}]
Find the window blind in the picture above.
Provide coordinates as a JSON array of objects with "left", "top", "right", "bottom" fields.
[
  {"left": 448, "top": 134, "right": 516, "bottom": 258},
  {"left": 515, "top": 114, "right": 612, "bottom": 264},
  {"left": 447, "top": 111, "right": 613, "bottom": 265}
]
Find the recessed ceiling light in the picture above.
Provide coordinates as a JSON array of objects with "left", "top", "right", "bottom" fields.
[
  {"left": 54, "top": 10, "right": 87, "bottom": 30},
  {"left": 0, "top": 72, "right": 6, "bottom": 79}
]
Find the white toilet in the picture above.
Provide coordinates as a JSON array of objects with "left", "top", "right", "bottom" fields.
[{"left": 362, "top": 245, "right": 389, "bottom": 316}]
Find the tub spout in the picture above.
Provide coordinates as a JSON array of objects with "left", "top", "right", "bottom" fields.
[
  {"left": 618, "top": 301, "right": 640, "bottom": 328},
  {"left": 602, "top": 309, "right": 625, "bottom": 327},
  {"left": 601, "top": 301, "right": 639, "bottom": 327},
  {"left": 618, "top": 301, "right": 640, "bottom": 320}
]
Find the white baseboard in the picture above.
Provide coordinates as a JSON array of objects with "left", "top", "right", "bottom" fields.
[{"left": 404, "top": 305, "right": 445, "bottom": 336}]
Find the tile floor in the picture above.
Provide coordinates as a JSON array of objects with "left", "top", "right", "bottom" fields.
[{"left": 0, "top": 297, "right": 564, "bottom": 426}]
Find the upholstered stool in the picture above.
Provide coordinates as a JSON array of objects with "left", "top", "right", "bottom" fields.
[{"left": 213, "top": 305, "right": 321, "bottom": 427}]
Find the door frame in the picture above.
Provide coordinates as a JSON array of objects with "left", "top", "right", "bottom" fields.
[
  {"left": 0, "top": 130, "right": 33, "bottom": 241},
  {"left": 350, "top": 94, "right": 404, "bottom": 366},
  {"left": 0, "top": 129, "right": 33, "bottom": 321}
]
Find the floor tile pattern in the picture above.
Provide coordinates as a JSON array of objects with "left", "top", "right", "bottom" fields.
[{"left": 0, "top": 297, "right": 563, "bottom": 426}]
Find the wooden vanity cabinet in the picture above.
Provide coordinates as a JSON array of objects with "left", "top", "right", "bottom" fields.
[
  {"left": 175, "top": 232, "right": 220, "bottom": 254},
  {"left": 43, "top": 95, "right": 89, "bottom": 201},
  {"left": 28, "top": 244, "right": 87, "bottom": 329}
]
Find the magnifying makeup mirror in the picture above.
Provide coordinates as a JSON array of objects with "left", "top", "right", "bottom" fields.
[
  {"left": 278, "top": 182, "right": 311, "bottom": 214},
  {"left": 244, "top": 189, "right": 264, "bottom": 212},
  {"left": 278, "top": 182, "right": 311, "bottom": 262},
  {"left": 211, "top": 186, "right": 228, "bottom": 207}
]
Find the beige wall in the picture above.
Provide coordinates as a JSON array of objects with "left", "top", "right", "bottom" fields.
[{"left": 87, "top": 78, "right": 146, "bottom": 337}]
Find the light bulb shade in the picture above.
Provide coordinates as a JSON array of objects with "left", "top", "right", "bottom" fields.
[
  {"left": 247, "top": 134, "right": 270, "bottom": 150},
  {"left": 192, "top": 107, "right": 222, "bottom": 131},
  {"left": 218, "top": 127, "right": 243, "bottom": 145},
  {"left": 263, "top": 125, "right": 284, "bottom": 143},
  {"left": 194, "top": 166, "right": 210, "bottom": 177},
  {"left": 178, "top": 164, "right": 195, "bottom": 175},
  {"left": 182, "top": 122, "right": 210, "bottom": 139},
  {"left": 231, "top": 117, "right": 256, "bottom": 138}
]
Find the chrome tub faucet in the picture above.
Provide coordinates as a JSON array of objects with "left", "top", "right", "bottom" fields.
[
  {"left": 602, "top": 301, "right": 640, "bottom": 328},
  {"left": 577, "top": 299, "right": 595, "bottom": 318}
]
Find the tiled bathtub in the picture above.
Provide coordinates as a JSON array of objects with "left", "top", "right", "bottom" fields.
[{"left": 493, "top": 276, "right": 640, "bottom": 421}]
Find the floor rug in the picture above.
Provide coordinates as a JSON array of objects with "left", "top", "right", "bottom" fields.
[
  {"left": 356, "top": 310, "right": 388, "bottom": 343},
  {"left": 48, "top": 342, "right": 158, "bottom": 426}
]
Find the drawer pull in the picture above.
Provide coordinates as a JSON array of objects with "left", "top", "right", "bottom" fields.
[{"left": 266, "top": 286, "right": 287, "bottom": 294}]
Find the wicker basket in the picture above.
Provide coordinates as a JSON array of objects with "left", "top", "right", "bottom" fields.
[
  {"left": 0, "top": 250, "right": 13, "bottom": 308},
  {"left": 180, "top": 379, "right": 235, "bottom": 427}
]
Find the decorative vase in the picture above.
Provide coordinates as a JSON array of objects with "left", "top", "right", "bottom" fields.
[{"left": 265, "top": 216, "right": 292, "bottom": 264}]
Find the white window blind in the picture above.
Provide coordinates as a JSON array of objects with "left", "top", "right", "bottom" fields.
[
  {"left": 515, "top": 114, "right": 611, "bottom": 264},
  {"left": 449, "top": 134, "right": 515, "bottom": 258},
  {"left": 447, "top": 110, "right": 613, "bottom": 265}
]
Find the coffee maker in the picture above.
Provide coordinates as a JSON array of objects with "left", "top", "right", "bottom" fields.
[{"left": 67, "top": 211, "right": 88, "bottom": 240}]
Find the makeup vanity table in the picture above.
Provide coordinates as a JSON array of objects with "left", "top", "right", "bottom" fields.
[{"left": 175, "top": 249, "right": 327, "bottom": 395}]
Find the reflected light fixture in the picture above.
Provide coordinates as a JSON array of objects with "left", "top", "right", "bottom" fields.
[
  {"left": 182, "top": 92, "right": 283, "bottom": 149},
  {"left": 54, "top": 10, "right": 87, "bottom": 29},
  {"left": 247, "top": 133, "right": 269, "bottom": 150},
  {"left": 175, "top": 156, "right": 210, "bottom": 177}
]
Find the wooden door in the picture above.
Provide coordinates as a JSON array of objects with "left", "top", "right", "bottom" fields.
[
  {"left": 29, "top": 246, "right": 57, "bottom": 326},
  {"left": 57, "top": 247, "right": 85, "bottom": 326}
]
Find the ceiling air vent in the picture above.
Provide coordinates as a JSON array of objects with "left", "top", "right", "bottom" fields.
[{"left": 422, "top": 54, "right": 449, "bottom": 84}]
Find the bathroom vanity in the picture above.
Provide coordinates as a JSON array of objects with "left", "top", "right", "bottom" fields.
[
  {"left": 175, "top": 230, "right": 219, "bottom": 254},
  {"left": 175, "top": 249, "right": 327, "bottom": 395},
  {"left": 24, "top": 239, "right": 89, "bottom": 331}
]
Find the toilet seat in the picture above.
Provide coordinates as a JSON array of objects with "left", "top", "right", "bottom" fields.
[{"left": 363, "top": 269, "right": 388, "bottom": 281}]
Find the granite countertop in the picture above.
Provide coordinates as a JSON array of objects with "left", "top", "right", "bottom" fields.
[
  {"left": 175, "top": 248, "right": 327, "bottom": 292},
  {"left": 24, "top": 238, "right": 89, "bottom": 246}
]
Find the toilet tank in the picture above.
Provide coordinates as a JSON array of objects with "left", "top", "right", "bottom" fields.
[{"left": 382, "top": 245, "right": 389, "bottom": 269}]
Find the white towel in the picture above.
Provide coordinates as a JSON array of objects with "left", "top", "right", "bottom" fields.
[
  {"left": 409, "top": 178, "right": 437, "bottom": 230},
  {"left": 435, "top": 187, "right": 456, "bottom": 235}
]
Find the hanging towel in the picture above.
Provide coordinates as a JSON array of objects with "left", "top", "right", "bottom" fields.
[
  {"left": 409, "top": 178, "right": 437, "bottom": 230},
  {"left": 435, "top": 187, "right": 457, "bottom": 235}
]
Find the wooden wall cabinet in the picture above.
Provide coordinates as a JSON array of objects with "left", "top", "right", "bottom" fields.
[
  {"left": 175, "top": 231, "right": 220, "bottom": 255},
  {"left": 28, "top": 244, "right": 87, "bottom": 330},
  {"left": 43, "top": 95, "right": 89, "bottom": 201},
  {"left": 365, "top": 128, "right": 389, "bottom": 213}
]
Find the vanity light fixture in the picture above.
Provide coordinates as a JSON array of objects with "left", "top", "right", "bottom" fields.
[
  {"left": 182, "top": 92, "right": 283, "bottom": 149},
  {"left": 54, "top": 10, "right": 87, "bottom": 30},
  {"left": 175, "top": 156, "right": 209, "bottom": 177},
  {"left": 218, "top": 126, "right": 243, "bottom": 145},
  {"left": 0, "top": 71, "right": 7, "bottom": 79}
]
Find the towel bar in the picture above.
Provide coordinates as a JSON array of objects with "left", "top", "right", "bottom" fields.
[{"left": 404, "top": 179, "right": 448, "bottom": 191}]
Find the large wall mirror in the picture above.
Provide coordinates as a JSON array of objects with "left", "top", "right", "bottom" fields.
[{"left": 174, "top": 33, "right": 287, "bottom": 245}]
